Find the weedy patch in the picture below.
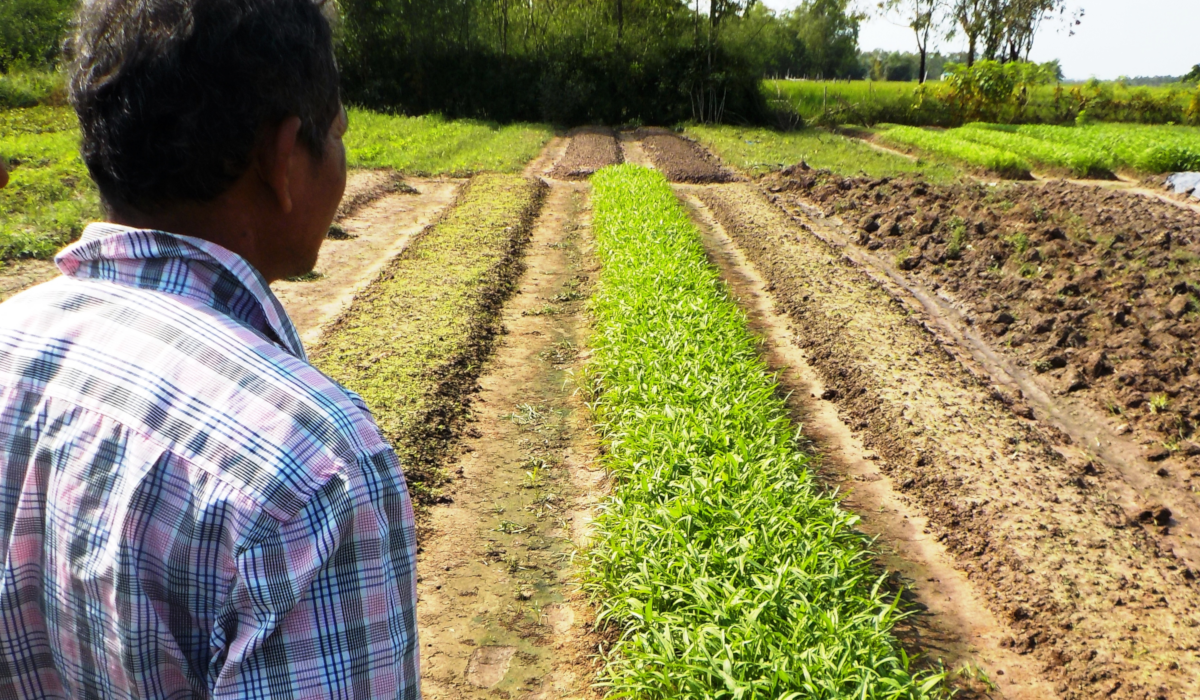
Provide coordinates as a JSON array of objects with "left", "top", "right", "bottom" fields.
[
  {"left": 687, "top": 124, "right": 960, "bottom": 183},
  {"left": 584, "top": 164, "right": 944, "bottom": 699},
  {"left": 311, "top": 173, "right": 545, "bottom": 504},
  {"left": 0, "top": 107, "right": 100, "bottom": 260}
]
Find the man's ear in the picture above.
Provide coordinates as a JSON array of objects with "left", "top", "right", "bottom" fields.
[{"left": 259, "top": 117, "right": 303, "bottom": 214}]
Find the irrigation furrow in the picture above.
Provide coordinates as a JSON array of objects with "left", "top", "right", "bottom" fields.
[{"left": 408, "top": 178, "right": 605, "bottom": 699}]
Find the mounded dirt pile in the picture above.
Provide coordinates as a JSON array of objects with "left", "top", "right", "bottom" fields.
[
  {"left": 766, "top": 169, "right": 1200, "bottom": 483},
  {"left": 549, "top": 127, "right": 623, "bottom": 180},
  {"left": 636, "top": 128, "right": 736, "bottom": 184}
]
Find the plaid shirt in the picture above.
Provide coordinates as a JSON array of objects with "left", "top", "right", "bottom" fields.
[{"left": 0, "top": 224, "right": 420, "bottom": 699}]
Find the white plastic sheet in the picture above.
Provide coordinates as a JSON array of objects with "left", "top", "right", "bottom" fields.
[{"left": 1166, "top": 172, "right": 1200, "bottom": 200}]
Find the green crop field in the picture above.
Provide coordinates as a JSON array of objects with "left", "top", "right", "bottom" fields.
[
  {"left": 686, "top": 124, "right": 961, "bottom": 182},
  {"left": 584, "top": 164, "right": 943, "bottom": 700},
  {"left": 878, "top": 125, "right": 1032, "bottom": 179},
  {"left": 765, "top": 78, "right": 1199, "bottom": 127},
  {"left": 345, "top": 109, "right": 552, "bottom": 175},
  {"left": 974, "top": 122, "right": 1200, "bottom": 173},
  {"left": 0, "top": 104, "right": 553, "bottom": 262},
  {"left": 949, "top": 124, "right": 1115, "bottom": 178}
]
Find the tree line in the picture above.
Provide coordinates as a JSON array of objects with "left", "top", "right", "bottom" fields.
[{"left": 880, "top": 0, "right": 1082, "bottom": 84}]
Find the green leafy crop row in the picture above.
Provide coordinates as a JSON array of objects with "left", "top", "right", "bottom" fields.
[
  {"left": 878, "top": 125, "right": 1031, "bottom": 179},
  {"left": 977, "top": 122, "right": 1200, "bottom": 173},
  {"left": 584, "top": 164, "right": 943, "bottom": 700},
  {"left": 344, "top": 109, "right": 551, "bottom": 176},
  {"left": 312, "top": 174, "right": 544, "bottom": 504},
  {"left": 685, "top": 124, "right": 960, "bottom": 183},
  {"left": 951, "top": 124, "right": 1114, "bottom": 178}
]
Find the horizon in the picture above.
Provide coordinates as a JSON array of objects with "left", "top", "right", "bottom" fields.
[{"left": 761, "top": 0, "right": 1199, "bottom": 82}]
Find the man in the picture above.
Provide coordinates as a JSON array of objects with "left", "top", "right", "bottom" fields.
[
  {"left": 0, "top": 1, "right": 419, "bottom": 699},
  {"left": 0, "top": 157, "right": 7, "bottom": 189}
]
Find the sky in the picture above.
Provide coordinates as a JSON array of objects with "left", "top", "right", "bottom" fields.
[{"left": 759, "top": 0, "right": 1200, "bottom": 80}]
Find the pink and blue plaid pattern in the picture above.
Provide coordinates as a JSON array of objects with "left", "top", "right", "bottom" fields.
[{"left": 0, "top": 224, "right": 419, "bottom": 699}]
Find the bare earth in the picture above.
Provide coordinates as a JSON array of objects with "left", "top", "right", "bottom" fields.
[
  {"left": 631, "top": 127, "right": 738, "bottom": 183},
  {"left": 548, "top": 127, "right": 623, "bottom": 181}
]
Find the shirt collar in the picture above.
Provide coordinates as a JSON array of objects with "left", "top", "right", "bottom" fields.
[{"left": 56, "top": 223, "right": 307, "bottom": 361}]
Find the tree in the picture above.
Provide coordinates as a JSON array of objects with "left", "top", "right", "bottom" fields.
[
  {"left": 880, "top": 0, "right": 944, "bottom": 84},
  {"left": 0, "top": 0, "right": 75, "bottom": 70},
  {"left": 1185, "top": 65, "right": 1200, "bottom": 85},
  {"left": 950, "top": 0, "right": 992, "bottom": 66},
  {"left": 791, "top": 0, "right": 865, "bottom": 79}
]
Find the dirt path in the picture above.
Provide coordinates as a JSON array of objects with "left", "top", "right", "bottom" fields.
[
  {"left": 273, "top": 177, "right": 463, "bottom": 346},
  {"left": 695, "top": 182, "right": 1200, "bottom": 700},
  {"left": 416, "top": 177, "right": 605, "bottom": 700}
]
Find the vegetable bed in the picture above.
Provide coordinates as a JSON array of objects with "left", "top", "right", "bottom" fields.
[
  {"left": 584, "top": 164, "right": 942, "bottom": 699},
  {"left": 878, "top": 125, "right": 1031, "bottom": 179},
  {"left": 312, "top": 173, "right": 545, "bottom": 503}
]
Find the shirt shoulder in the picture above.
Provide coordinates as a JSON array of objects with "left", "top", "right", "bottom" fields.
[{"left": 0, "top": 277, "right": 390, "bottom": 522}]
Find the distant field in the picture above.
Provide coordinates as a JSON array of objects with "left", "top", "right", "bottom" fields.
[
  {"left": 345, "top": 110, "right": 552, "bottom": 175},
  {"left": 765, "top": 79, "right": 1198, "bottom": 127},
  {"left": 686, "top": 124, "right": 961, "bottom": 183},
  {"left": 875, "top": 122, "right": 1200, "bottom": 177},
  {"left": 0, "top": 105, "right": 552, "bottom": 261}
]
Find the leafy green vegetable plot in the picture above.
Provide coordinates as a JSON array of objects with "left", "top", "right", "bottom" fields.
[
  {"left": 879, "top": 125, "right": 1031, "bottom": 179},
  {"left": 975, "top": 122, "right": 1200, "bottom": 173},
  {"left": 0, "top": 106, "right": 99, "bottom": 260},
  {"left": 345, "top": 109, "right": 551, "bottom": 175},
  {"left": 585, "top": 164, "right": 942, "bottom": 700},
  {"left": 952, "top": 124, "right": 1114, "bottom": 178},
  {"left": 312, "top": 173, "right": 544, "bottom": 503},
  {"left": 686, "top": 124, "right": 960, "bottom": 183}
]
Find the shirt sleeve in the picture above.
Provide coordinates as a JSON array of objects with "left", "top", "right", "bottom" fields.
[{"left": 211, "top": 452, "right": 420, "bottom": 700}]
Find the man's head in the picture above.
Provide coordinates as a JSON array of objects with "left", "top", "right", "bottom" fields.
[{"left": 66, "top": 0, "right": 347, "bottom": 281}]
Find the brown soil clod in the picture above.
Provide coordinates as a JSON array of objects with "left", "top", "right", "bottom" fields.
[
  {"left": 549, "top": 127, "right": 623, "bottom": 180},
  {"left": 633, "top": 127, "right": 738, "bottom": 183}
]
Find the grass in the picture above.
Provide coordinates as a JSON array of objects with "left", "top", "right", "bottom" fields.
[
  {"left": 584, "top": 163, "right": 943, "bottom": 700},
  {"left": 311, "top": 173, "right": 544, "bottom": 503},
  {"left": 0, "top": 106, "right": 99, "bottom": 260},
  {"left": 951, "top": 124, "right": 1114, "bottom": 178},
  {"left": 0, "top": 69, "right": 65, "bottom": 109},
  {"left": 685, "top": 124, "right": 960, "bottom": 183},
  {"left": 345, "top": 109, "right": 552, "bottom": 175},
  {"left": 878, "top": 125, "right": 1032, "bottom": 179}
]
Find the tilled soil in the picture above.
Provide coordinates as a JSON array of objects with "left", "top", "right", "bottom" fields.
[
  {"left": 632, "top": 127, "right": 737, "bottom": 183},
  {"left": 337, "top": 168, "right": 418, "bottom": 220},
  {"left": 698, "top": 183, "right": 1200, "bottom": 700},
  {"left": 417, "top": 182, "right": 605, "bottom": 699},
  {"left": 549, "top": 127, "right": 622, "bottom": 180},
  {"left": 765, "top": 171, "right": 1200, "bottom": 498}
]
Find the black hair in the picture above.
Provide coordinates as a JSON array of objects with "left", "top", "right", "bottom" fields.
[{"left": 66, "top": 0, "right": 341, "bottom": 211}]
